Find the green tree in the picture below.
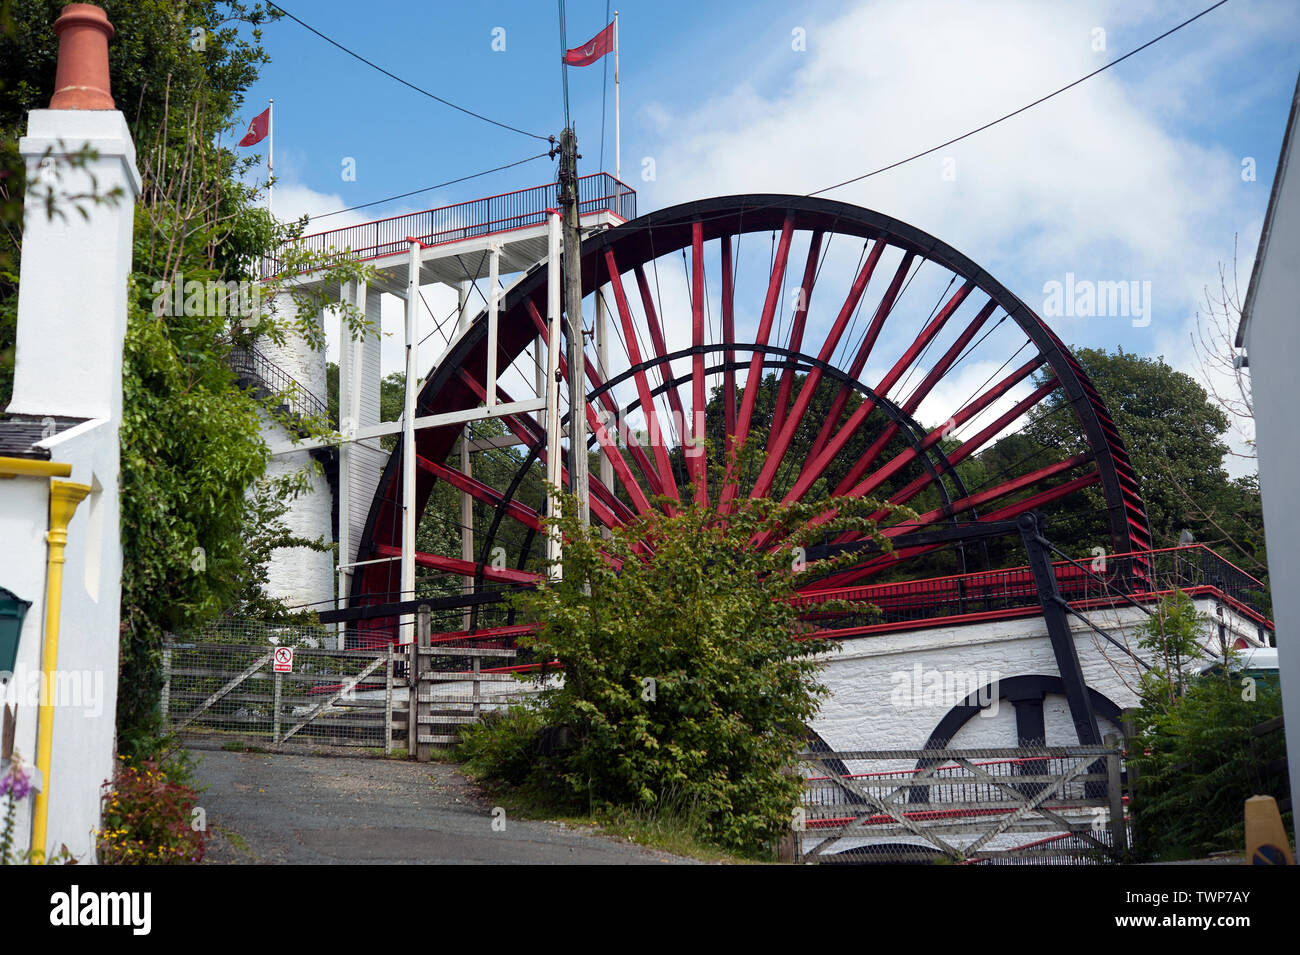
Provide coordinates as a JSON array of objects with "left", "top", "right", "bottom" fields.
[
  {"left": 1, "top": 1, "right": 374, "bottom": 753},
  {"left": 1126, "top": 590, "right": 1291, "bottom": 860},
  {"left": 1025, "top": 348, "right": 1266, "bottom": 574},
  {"left": 1132, "top": 588, "right": 1212, "bottom": 710}
]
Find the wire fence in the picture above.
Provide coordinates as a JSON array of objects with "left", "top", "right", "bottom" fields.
[
  {"left": 795, "top": 744, "right": 1128, "bottom": 865},
  {"left": 162, "top": 641, "right": 397, "bottom": 751},
  {"left": 163, "top": 617, "right": 536, "bottom": 754}
]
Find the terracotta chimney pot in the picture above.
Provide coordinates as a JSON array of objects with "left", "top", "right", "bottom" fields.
[{"left": 49, "top": 3, "right": 115, "bottom": 110}]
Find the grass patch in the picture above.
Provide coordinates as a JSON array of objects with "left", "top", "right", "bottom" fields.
[
  {"left": 461, "top": 768, "right": 765, "bottom": 865},
  {"left": 211, "top": 826, "right": 254, "bottom": 861},
  {"left": 220, "top": 741, "right": 269, "bottom": 754}
]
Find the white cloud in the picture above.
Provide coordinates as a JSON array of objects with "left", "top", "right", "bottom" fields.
[{"left": 626, "top": 0, "right": 1288, "bottom": 476}]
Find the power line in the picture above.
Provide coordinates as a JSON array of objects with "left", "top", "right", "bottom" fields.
[
  {"left": 558, "top": 0, "right": 572, "bottom": 130},
  {"left": 265, "top": 2, "right": 553, "bottom": 142},
  {"left": 309, "top": 152, "right": 552, "bottom": 221},
  {"left": 607, "top": 0, "right": 1233, "bottom": 238},
  {"left": 807, "top": 0, "right": 1232, "bottom": 198}
]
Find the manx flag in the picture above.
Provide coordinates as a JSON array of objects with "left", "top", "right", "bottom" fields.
[
  {"left": 238, "top": 107, "right": 270, "bottom": 147},
  {"left": 564, "top": 22, "right": 614, "bottom": 66}
]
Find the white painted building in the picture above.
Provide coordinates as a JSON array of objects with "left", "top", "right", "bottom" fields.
[
  {"left": 0, "top": 4, "right": 139, "bottom": 861},
  {"left": 1236, "top": 70, "right": 1300, "bottom": 816}
]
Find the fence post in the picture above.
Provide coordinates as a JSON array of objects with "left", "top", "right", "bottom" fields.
[
  {"left": 406, "top": 633, "right": 417, "bottom": 756},
  {"left": 160, "top": 646, "right": 173, "bottom": 727},
  {"left": 416, "top": 604, "right": 431, "bottom": 763},
  {"left": 1104, "top": 733, "right": 1128, "bottom": 858},
  {"left": 273, "top": 670, "right": 283, "bottom": 744},
  {"left": 384, "top": 644, "right": 394, "bottom": 756},
  {"left": 472, "top": 654, "right": 481, "bottom": 722},
  {"left": 1119, "top": 709, "right": 1140, "bottom": 796}
]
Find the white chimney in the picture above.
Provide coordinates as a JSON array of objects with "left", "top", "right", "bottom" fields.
[{"left": 6, "top": 3, "right": 141, "bottom": 420}]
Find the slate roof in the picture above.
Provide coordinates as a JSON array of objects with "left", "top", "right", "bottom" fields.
[{"left": 0, "top": 415, "right": 87, "bottom": 459}]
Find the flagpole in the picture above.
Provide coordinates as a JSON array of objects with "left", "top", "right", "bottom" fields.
[
  {"left": 613, "top": 11, "right": 621, "bottom": 184},
  {"left": 267, "top": 98, "right": 274, "bottom": 216}
]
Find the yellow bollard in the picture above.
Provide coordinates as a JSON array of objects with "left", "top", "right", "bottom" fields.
[{"left": 1244, "top": 795, "right": 1295, "bottom": 865}]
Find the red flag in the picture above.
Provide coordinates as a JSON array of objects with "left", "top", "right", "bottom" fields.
[
  {"left": 564, "top": 22, "right": 614, "bottom": 67},
  {"left": 237, "top": 107, "right": 270, "bottom": 147}
]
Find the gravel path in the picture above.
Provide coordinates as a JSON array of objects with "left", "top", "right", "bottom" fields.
[{"left": 190, "top": 748, "right": 693, "bottom": 865}]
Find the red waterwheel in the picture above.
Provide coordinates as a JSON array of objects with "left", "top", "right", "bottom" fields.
[{"left": 350, "top": 195, "right": 1150, "bottom": 644}]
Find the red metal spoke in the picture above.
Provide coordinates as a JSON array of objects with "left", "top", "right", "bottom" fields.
[
  {"left": 901, "top": 453, "right": 1091, "bottom": 528},
  {"left": 604, "top": 248, "right": 682, "bottom": 508},
  {"left": 866, "top": 376, "right": 1061, "bottom": 516},
  {"left": 525, "top": 298, "right": 664, "bottom": 506},
  {"left": 416, "top": 454, "right": 543, "bottom": 531},
  {"left": 807, "top": 251, "right": 915, "bottom": 461},
  {"left": 721, "top": 234, "right": 737, "bottom": 454},
  {"left": 373, "top": 543, "right": 542, "bottom": 586},
  {"left": 843, "top": 356, "right": 1050, "bottom": 508},
  {"left": 720, "top": 213, "right": 795, "bottom": 512},
  {"left": 454, "top": 368, "right": 632, "bottom": 529},
  {"left": 817, "top": 376, "right": 1061, "bottom": 545},
  {"left": 811, "top": 471, "right": 1101, "bottom": 590},
  {"left": 831, "top": 298, "right": 1000, "bottom": 496},
  {"left": 771, "top": 231, "right": 824, "bottom": 436},
  {"left": 749, "top": 237, "right": 886, "bottom": 501},
  {"left": 580, "top": 393, "right": 655, "bottom": 518},
  {"left": 634, "top": 265, "right": 687, "bottom": 440},
  {"left": 781, "top": 279, "right": 976, "bottom": 506},
  {"left": 689, "top": 221, "right": 708, "bottom": 505},
  {"left": 759, "top": 360, "right": 1052, "bottom": 549}
]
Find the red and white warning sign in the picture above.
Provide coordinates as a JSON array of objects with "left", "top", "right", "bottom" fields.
[{"left": 273, "top": 646, "right": 294, "bottom": 673}]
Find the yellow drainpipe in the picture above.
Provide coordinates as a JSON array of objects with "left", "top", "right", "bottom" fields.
[
  {"left": 30, "top": 479, "right": 91, "bottom": 860},
  {"left": 0, "top": 457, "right": 72, "bottom": 479}
]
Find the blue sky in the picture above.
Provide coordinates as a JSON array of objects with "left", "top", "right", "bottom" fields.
[{"left": 241, "top": 0, "right": 1300, "bottom": 471}]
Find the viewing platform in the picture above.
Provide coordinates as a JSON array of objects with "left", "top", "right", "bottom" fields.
[{"left": 263, "top": 172, "right": 636, "bottom": 288}]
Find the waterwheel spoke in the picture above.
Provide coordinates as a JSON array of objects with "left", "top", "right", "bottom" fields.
[
  {"left": 373, "top": 544, "right": 542, "bottom": 586},
  {"left": 634, "top": 265, "right": 687, "bottom": 441},
  {"left": 525, "top": 298, "right": 662, "bottom": 510},
  {"left": 720, "top": 213, "right": 794, "bottom": 512},
  {"left": 771, "top": 231, "right": 824, "bottom": 437},
  {"left": 605, "top": 248, "right": 682, "bottom": 508},
  {"left": 749, "top": 237, "right": 886, "bottom": 501},
  {"left": 416, "top": 454, "right": 542, "bottom": 531},
  {"left": 457, "top": 368, "right": 632, "bottom": 529},
  {"left": 808, "top": 251, "right": 914, "bottom": 461},
  {"left": 721, "top": 234, "right": 737, "bottom": 451},
  {"left": 782, "top": 279, "right": 975, "bottom": 506},
  {"left": 832, "top": 298, "right": 1000, "bottom": 496},
  {"left": 689, "top": 220, "right": 708, "bottom": 505},
  {"left": 813, "top": 472, "right": 1101, "bottom": 589},
  {"left": 763, "top": 358, "right": 1051, "bottom": 549}
]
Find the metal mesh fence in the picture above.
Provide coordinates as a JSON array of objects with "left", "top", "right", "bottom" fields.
[
  {"left": 163, "top": 640, "right": 398, "bottom": 751},
  {"left": 795, "top": 745, "right": 1127, "bottom": 865}
]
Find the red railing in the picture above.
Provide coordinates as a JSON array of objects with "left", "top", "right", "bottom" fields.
[
  {"left": 262, "top": 172, "right": 635, "bottom": 277},
  {"left": 795, "top": 544, "right": 1272, "bottom": 634}
]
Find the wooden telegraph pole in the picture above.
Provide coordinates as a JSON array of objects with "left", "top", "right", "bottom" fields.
[{"left": 557, "top": 127, "right": 590, "bottom": 526}]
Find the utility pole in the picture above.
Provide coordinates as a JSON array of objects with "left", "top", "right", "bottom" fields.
[{"left": 558, "top": 126, "right": 590, "bottom": 526}]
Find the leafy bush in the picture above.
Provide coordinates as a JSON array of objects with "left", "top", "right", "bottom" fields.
[
  {"left": 1127, "top": 589, "right": 1292, "bottom": 860},
  {"left": 96, "top": 755, "right": 206, "bottom": 864},
  {"left": 457, "top": 704, "right": 549, "bottom": 787},
  {"left": 503, "top": 482, "right": 901, "bottom": 856},
  {"left": 1129, "top": 675, "right": 1289, "bottom": 860}
]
